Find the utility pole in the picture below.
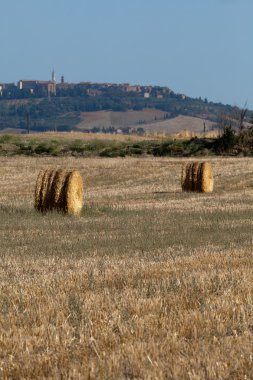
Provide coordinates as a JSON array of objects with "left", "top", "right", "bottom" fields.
[
  {"left": 203, "top": 122, "right": 206, "bottom": 138},
  {"left": 26, "top": 112, "right": 30, "bottom": 134}
]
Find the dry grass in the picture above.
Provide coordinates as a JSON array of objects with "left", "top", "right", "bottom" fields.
[
  {"left": 0, "top": 156, "right": 253, "bottom": 379},
  {"left": 173, "top": 129, "right": 219, "bottom": 139},
  {"left": 16, "top": 131, "right": 165, "bottom": 142},
  {"left": 77, "top": 109, "right": 168, "bottom": 130},
  {"left": 135, "top": 115, "right": 215, "bottom": 135}
]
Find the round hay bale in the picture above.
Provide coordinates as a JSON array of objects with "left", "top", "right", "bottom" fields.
[
  {"left": 51, "top": 169, "right": 68, "bottom": 210},
  {"left": 43, "top": 170, "right": 58, "bottom": 211},
  {"left": 199, "top": 162, "right": 214, "bottom": 193},
  {"left": 181, "top": 162, "right": 198, "bottom": 191},
  {"left": 34, "top": 169, "right": 54, "bottom": 212},
  {"left": 34, "top": 169, "right": 84, "bottom": 215},
  {"left": 181, "top": 161, "right": 213, "bottom": 193},
  {"left": 40, "top": 169, "right": 55, "bottom": 212},
  {"left": 65, "top": 170, "right": 84, "bottom": 215}
]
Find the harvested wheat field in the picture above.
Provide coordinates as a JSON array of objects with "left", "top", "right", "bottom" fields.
[{"left": 0, "top": 156, "right": 253, "bottom": 379}]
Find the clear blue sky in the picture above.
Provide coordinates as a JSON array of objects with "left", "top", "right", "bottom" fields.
[{"left": 1, "top": 0, "right": 253, "bottom": 108}]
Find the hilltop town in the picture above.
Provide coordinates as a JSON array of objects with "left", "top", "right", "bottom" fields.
[
  {"left": 0, "top": 70, "right": 184, "bottom": 101},
  {"left": 0, "top": 71, "right": 242, "bottom": 135}
]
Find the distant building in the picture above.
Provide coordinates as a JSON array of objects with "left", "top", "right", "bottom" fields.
[
  {"left": 87, "top": 88, "right": 102, "bottom": 97},
  {"left": 123, "top": 85, "right": 141, "bottom": 93},
  {"left": 156, "top": 93, "right": 163, "bottom": 99},
  {"left": 0, "top": 75, "right": 177, "bottom": 104},
  {"left": 99, "top": 83, "right": 113, "bottom": 88},
  {"left": 0, "top": 83, "right": 16, "bottom": 96},
  {"left": 162, "top": 87, "right": 172, "bottom": 94},
  {"left": 78, "top": 82, "right": 92, "bottom": 86},
  {"left": 17, "top": 70, "right": 56, "bottom": 96},
  {"left": 57, "top": 82, "right": 76, "bottom": 90},
  {"left": 143, "top": 86, "right": 153, "bottom": 92}
]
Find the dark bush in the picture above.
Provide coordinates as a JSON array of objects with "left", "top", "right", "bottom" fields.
[{"left": 214, "top": 126, "right": 237, "bottom": 153}]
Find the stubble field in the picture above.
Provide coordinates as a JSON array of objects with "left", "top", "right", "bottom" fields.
[{"left": 0, "top": 156, "right": 253, "bottom": 379}]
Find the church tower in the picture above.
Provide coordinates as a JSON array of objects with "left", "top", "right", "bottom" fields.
[
  {"left": 47, "top": 69, "right": 56, "bottom": 99},
  {"left": 52, "top": 68, "right": 56, "bottom": 83}
]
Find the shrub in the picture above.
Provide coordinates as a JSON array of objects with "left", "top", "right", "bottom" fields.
[
  {"left": 215, "top": 126, "right": 237, "bottom": 153},
  {"left": 99, "top": 147, "right": 125, "bottom": 157},
  {"left": 0, "top": 134, "right": 13, "bottom": 143},
  {"left": 34, "top": 141, "right": 61, "bottom": 155},
  {"left": 152, "top": 141, "right": 173, "bottom": 156}
]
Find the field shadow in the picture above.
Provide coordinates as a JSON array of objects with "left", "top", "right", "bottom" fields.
[{"left": 152, "top": 191, "right": 175, "bottom": 195}]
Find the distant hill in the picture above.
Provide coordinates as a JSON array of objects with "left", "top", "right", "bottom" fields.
[
  {"left": 75, "top": 110, "right": 217, "bottom": 136},
  {"left": 0, "top": 82, "right": 250, "bottom": 135},
  {"left": 127, "top": 115, "right": 216, "bottom": 135}
]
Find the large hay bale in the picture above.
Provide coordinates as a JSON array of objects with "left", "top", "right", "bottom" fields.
[
  {"left": 181, "top": 161, "right": 213, "bottom": 193},
  {"left": 199, "top": 162, "right": 214, "bottom": 193},
  {"left": 65, "top": 170, "right": 84, "bottom": 215},
  {"left": 43, "top": 169, "right": 58, "bottom": 212},
  {"left": 51, "top": 169, "right": 68, "bottom": 210},
  {"left": 35, "top": 169, "right": 84, "bottom": 215},
  {"left": 35, "top": 169, "right": 54, "bottom": 212},
  {"left": 181, "top": 162, "right": 198, "bottom": 191}
]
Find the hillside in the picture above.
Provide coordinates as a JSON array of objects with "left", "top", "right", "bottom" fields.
[
  {"left": 128, "top": 115, "right": 216, "bottom": 135},
  {"left": 77, "top": 109, "right": 167, "bottom": 129},
  {"left": 75, "top": 111, "right": 216, "bottom": 136},
  {"left": 0, "top": 82, "right": 249, "bottom": 135}
]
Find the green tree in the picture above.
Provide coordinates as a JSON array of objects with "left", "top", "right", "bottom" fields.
[{"left": 215, "top": 125, "right": 237, "bottom": 153}]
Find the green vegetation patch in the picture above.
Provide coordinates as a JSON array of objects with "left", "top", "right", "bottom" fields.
[{"left": 1, "top": 127, "right": 253, "bottom": 157}]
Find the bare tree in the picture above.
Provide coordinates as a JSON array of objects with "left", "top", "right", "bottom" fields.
[
  {"left": 217, "top": 113, "right": 232, "bottom": 138},
  {"left": 218, "top": 103, "right": 248, "bottom": 137},
  {"left": 238, "top": 105, "right": 247, "bottom": 132}
]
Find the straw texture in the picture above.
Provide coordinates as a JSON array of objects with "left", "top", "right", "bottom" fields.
[
  {"left": 35, "top": 169, "right": 84, "bottom": 215},
  {"left": 181, "top": 161, "right": 213, "bottom": 193},
  {"left": 34, "top": 169, "right": 45, "bottom": 211},
  {"left": 200, "top": 162, "right": 214, "bottom": 193},
  {"left": 65, "top": 170, "right": 84, "bottom": 215}
]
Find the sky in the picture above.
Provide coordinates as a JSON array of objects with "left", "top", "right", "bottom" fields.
[{"left": 1, "top": 0, "right": 253, "bottom": 108}]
